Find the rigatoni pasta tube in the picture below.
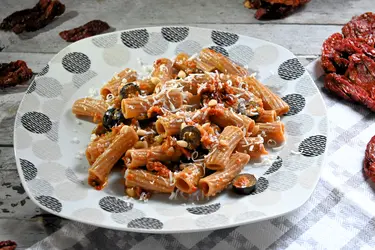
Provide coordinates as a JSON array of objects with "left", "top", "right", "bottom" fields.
[
  {"left": 243, "top": 77, "right": 289, "bottom": 116},
  {"left": 210, "top": 109, "right": 254, "bottom": 133},
  {"left": 124, "top": 146, "right": 182, "bottom": 169},
  {"left": 197, "top": 48, "right": 249, "bottom": 76},
  {"left": 256, "top": 122, "right": 285, "bottom": 146},
  {"left": 88, "top": 126, "right": 138, "bottom": 190},
  {"left": 86, "top": 129, "right": 120, "bottom": 165},
  {"left": 151, "top": 58, "right": 173, "bottom": 85},
  {"left": 256, "top": 110, "right": 277, "bottom": 123},
  {"left": 155, "top": 114, "right": 184, "bottom": 136},
  {"left": 100, "top": 68, "right": 137, "bottom": 97},
  {"left": 125, "top": 169, "right": 175, "bottom": 193},
  {"left": 72, "top": 98, "right": 107, "bottom": 123},
  {"left": 235, "top": 137, "right": 268, "bottom": 160},
  {"left": 205, "top": 126, "right": 244, "bottom": 170},
  {"left": 175, "top": 163, "right": 203, "bottom": 194},
  {"left": 199, "top": 152, "right": 250, "bottom": 196}
]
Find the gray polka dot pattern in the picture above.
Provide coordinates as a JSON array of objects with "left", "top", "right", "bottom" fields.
[
  {"left": 229, "top": 45, "right": 254, "bottom": 66},
  {"left": 65, "top": 168, "right": 83, "bottom": 184},
  {"left": 99, "top": 196, "right": 133, "bottom": 213},
  {"left": 46, "top": 122, "right": 59, "bottom": 142},
  {"left": 143, "top": 32, "right": 169, "bottom": 55},
  {"left": 26, "top": 80, "right": 36, "bottom": 94},
  {"left": 73, "top": 70, "right": 97, "bottom": 88},
  {"left": 285, "top": 114, "right": 314, "bottom": 136},
  {"left": 62, "top": 52, "right": 91, "bottom": 74},
  {"left": 92, "top": 33, "right": 118, "bottom": 48},
  {"left": 284, "top": 154, "right": 316, "bottom": 171},
  {"left": 295, "top": 75, "right": 318, "bottom": 97},
  {"left": 264, "top": 157, "right": 282, "bottom": 175},
  {"left": 196, "top": 214, "right": 228, "bottom": 228},
  {"left": 37, "top": 64, "right": 49, "bottom": 76},
  {"left": 29, "top": 178, "right": 54, "bottom": 196},
  {"left": 211, "top": 30, "right": 239, "bottom": 46},
  {"left": 299, "top": 135, "right": 327, "bottom": 157},
  {"left": 35, "top": 77, "right": 63, "bottom": 98},
  {"left": 282, "top": 94, "right": 306, "bottom": 116},
  {"left": 128, "top": 217, "right": 163, "bottom": 229},
  {"left": 208, "top": 46, "right": 229, "bottom": 57},
  {"left": 42, "top": 99, "right": 64, "bottom": 120},
  {"left": 251, "top": 177, "right": 269, "bottom": 195},
  {"left": 235, "top": 211, "right": 266, "bottom": 222},
  {"left": 111, "top": 209, "right": 146, "bottom": 224},
  {"left": 264, "top": 74, "right": 289, "bottom": 95},
  {"left": 32, "top": 140, "right": 62, "bottom": 160},
  {"left": 268, "top": 171, "right": 298, "bottom": 191},
  {"left": 161, "top": 27, "right": 189, "bottom": 43},
  {"left": 175, "top": 40, "right": 202, "bottom": 55},
  {"left": 121, "top": 29, "right": 149, "bottom": 48},
  {"left": 20, "top": 159, "right": 37, "bottom": 181},
  {"left": 278, "top": 58, "right": 305, "bottom": 80},
  {"left": 21, "top": 112, "right": 52, "bottom": 134},
  {"left": 35, "top": 195, "right": 62, "bottom": 213},
  {"left": 186, "top": 203, "right": 221, "bottom": 215}
]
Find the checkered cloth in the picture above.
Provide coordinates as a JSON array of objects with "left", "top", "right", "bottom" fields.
[{"left": 28, "top": 60, "right": 375, "bottom": 250}]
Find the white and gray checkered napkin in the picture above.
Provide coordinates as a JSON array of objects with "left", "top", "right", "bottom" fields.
[{"left": 29, "top": 59, "right": 375, "bottom": 250}]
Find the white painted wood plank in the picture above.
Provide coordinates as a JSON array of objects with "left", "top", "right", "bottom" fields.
[
  {"left": 0, "top": 147, "right": 15, "bottom": 170},
  {"left": 0, "top": 218, "right": 49, "bottom": 250},
  {"left": 0, "top": 0, "right": 371, "bottom": 26},
  {"left": 0, "top": 171, "right": 42, "bottom": 219},
  {"left": 1, "top": 23, "right": 339, "bottom": 55}
]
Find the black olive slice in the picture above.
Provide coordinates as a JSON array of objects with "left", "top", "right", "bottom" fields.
[
  {"left": 102, "top": 108, "right": 126, "bottom": 130},
  {"left": 232, "top": 174, "right": 257, "bottom": 195},
  {"left": 119, "top": 82, "right": 141, "bottom": 99},
  {"left": 179, "top": 126, "right": 201, "bottom": 150}
]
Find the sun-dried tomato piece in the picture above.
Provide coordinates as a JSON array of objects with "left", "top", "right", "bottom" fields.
[
  {"left": 0, "top": 240, "right": 17, "bottom": 250},
  {"left": 342, "top": 12, "right": 375, "bottom": 46},
  {"left": 364, "top": 136, "right": 375, "bottom": 183},
  {"left": 345, "top": 53, "right": 375, "bottom": 93},
  {"left": 0, "top": 0, "right": 65, "bottom": 34},
  {"left": 59, "top": 20, "right": 110, "bottom": 42},
  {"left": 243, "top": 0, "right": 310, "bottom": 20},
  {"left": 0, "top": 60, "right": 33, "bottom": 89}
]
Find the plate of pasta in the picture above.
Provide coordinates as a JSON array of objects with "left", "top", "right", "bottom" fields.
[{"left": 14, "top": 26, "right": 328, "bottom": 233}]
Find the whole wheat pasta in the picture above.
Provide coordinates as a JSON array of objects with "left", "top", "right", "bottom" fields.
[
  {"left": 175, "top": 163, "right": 204, "bottom": 194},
  {"left": 243, "top": 77, "right": 290, "bottom": 116},
  {"left": 72, "top": 97, "right": 107, "bottom": 123},
  {"left": 88, "top": 126, "right": 138, "bottom": 190},
  {"left": 235, "top": 137, "right": 268, "bottom": 159},
  {"left": 125, "top": 169, "right": 175, "bottom": 193},
  {"left": 256, "top": 122, "right": 286, "bottom": 146},
  {"left": 100, "top": 68, "right": 137, "bottom": 97},
  {"left": 256, "top": 110, "right": 277, "bottom": 123},
  {"left": 199, "top": 152, "right": 250, "bottom": 196},
  {"left": 155, "top": 114, "right": 185, "bottom": 136},
  {"left": 124, "top": 146, "right": 182, "bottom": 169},
  {"left": 152, "top": 58, "right": 173, "bottom": 86},
  {"left": 205, "top": 126, "right": 244, "bottom": 170}
]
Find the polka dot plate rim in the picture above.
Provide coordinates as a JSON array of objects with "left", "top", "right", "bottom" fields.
[{"left": 14, "top": 26, "right": 328, "bottom": 233}]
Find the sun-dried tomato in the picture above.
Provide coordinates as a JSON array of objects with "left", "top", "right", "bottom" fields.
[
  {"left": 0, "top": 240, "right": 17, "bottom": 250},
  {"left": 243, "top": 0, "right": 311, "bottom": 20},
  {"left": 321, "top": 12, "right": 375, "bottom": 112},
  {"left": 0, "top": 60, "right": 33, "bottom": 89},
  {"left": 59, "top": 20, "right": 110, "bottom": 42},
  {"left": 0, "top": 0, "right": 65, "bottom": 34},
  {"left": 146, "top": 162, "right": 171, "bottom": 178},
  {"left": 342, "top": 12, "right": 375, "bottom": 46}
]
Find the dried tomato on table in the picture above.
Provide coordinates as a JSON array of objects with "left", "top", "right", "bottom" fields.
[
  {"left": 364, "top": 136, "right": 375, "bottom": 183},
  {"left": 0, "top": 0, "right": 65, "bottom": 34},
  {"left": 321, "top": 12, "right": 375, "bottom": 112},
  {"left": 243, "top": 0, "right": 311, "bottom": 20},
  {"left": 0, "top": 240, "right": 17, "bottom": 250},
  {"left": 59, "top": 20, "right": 110, "bottom": 42},
  {"left": 0, "top": 61, "right": 33, "bottom": 89}
]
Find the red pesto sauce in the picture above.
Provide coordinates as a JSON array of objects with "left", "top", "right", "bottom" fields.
[{"left": 233, "top": 175, "right": 251, "bottom": 188}]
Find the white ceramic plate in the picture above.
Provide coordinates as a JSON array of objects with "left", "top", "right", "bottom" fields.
[{"left": 14, "top": 26, "right": 328, "bottom": 233}]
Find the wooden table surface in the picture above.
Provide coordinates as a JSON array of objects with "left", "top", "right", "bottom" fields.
[{"left": 0, "top": 0, "right": 372, "bottom": 248}]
